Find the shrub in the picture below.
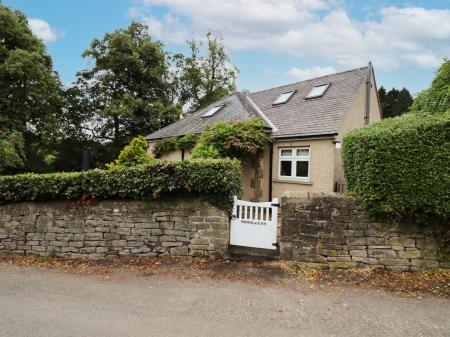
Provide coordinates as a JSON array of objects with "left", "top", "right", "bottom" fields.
[
  {"left": 191, "top": 119, "right": 270, "bottom": 160},
  {"left": 0, "top": 159, "right": 242, "bottom": 213},
  {"left": 342, "top": 111, "right": 450, "bottom": 217},
  {"left": 410, "top": 59, "right": 450, "bottom": 115},
  {"left": 106, "top": 136, "right": 158, "bottom": 169}
]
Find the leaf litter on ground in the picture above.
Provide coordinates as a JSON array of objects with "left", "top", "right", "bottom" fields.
[{"left": 1, "top": 254, "right": 448, "bottom": 299}]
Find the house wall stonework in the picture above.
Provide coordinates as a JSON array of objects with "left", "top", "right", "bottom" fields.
[
  {"left": 334, "top": 72, "right": 381, "bottom": 187},
  {"left": 280, "top": 194, "right": 449, "bottom": 271},
  {"left": 271, "top": 138, "right": 336, "bottom": 199},
  {"left": 147, "top": 142, "right": 186, "bottom": 161},
  {"left": 0, "top": 199, "right": 229, "bottom": 259}
]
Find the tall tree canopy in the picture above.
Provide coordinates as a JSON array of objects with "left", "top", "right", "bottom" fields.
[
  {"left": 410, "top": 59, "right": 450, "bottom": 114},
  {"left": 378, "top": 86, "right": 413, "bottom": 118},
  {"left": 0, "top": 4, "right": 63, "bottom": 173},
  {"left": 0, "top": 11, "right": 239, "bottom": 173},
  {"left": 75, "top": 22, "right": 181, "bottom": 148},
  {"left": 173, "top": 32, "right": 238, "bottom": 112}
]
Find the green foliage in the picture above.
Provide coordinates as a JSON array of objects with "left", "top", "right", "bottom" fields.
[
  {"left": 410, "top": 59, "right": 450, "bottom": 115},
  {"left": 153, "top": 134, "right": 199, "bottom": 157},
  {"left": 76, "top": 22, "right": 181, "bottom": 145},
  {"left": 106, "top": 136, "right": 158, "bottom": 169},
  {"left": 191, "top": 119, "right": 270, "bottom": 160},
  {"left": 0, "top": 4, "right": 63, "bottom": 173},
  {"left": 378, "top": 86, "right": 413, "bottom": 118},
  {"left": 191, "top": 143, "right": 221, "bottom": 159},
  {"left": 172, "top": 32, "right": 238, "bottom": 112},
  {"left": 176, "top": 133, "right": 199, "bottom": 150},
  {"left": 0, "top": 131, "right": 25, "bottom": 173},
  {"left": 153, "top": 137, "right": 179, "bottom": 157},
  {"left": 343, "top": 111, "right": 450, "bottom": 217},
  {"left": 0, "top": 159, "right": 242, "bottom": 213}
]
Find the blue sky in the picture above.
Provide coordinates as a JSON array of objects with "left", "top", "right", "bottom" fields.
[{"left": 4, "top": 0, "right": 450, "bottom": 94}]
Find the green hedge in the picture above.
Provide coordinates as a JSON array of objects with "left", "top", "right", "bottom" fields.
[
  {"left": 0, "top": 159, "right": 242, "bottom": 213},
  {"left": 343, "top": 111, "right": 450, "bottom": 217}
]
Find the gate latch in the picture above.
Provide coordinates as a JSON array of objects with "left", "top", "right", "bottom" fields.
[
  {"left": 271, "top": 203, "right": 280, "bottom": 207},
  {"left": 272, "top": 242, "right": 279, "bottom": 247}
]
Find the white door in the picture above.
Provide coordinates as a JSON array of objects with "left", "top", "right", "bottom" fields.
[{"left": 229, "top": 196, "right": 278, "bottom": 250}]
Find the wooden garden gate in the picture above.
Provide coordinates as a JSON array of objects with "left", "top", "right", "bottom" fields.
[{"left": 229, "top": 196, "right": 279, "bottom": 250}]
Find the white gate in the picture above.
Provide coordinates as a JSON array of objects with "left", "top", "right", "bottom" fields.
[{"left": 229, "top": 196, "right": 279, "bottom": 250}]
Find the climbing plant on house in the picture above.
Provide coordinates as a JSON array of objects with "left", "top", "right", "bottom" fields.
[
  {"left": 152, "top": 134, "right": 199, "bottom": 157},
  {"left": 153, "top": 119, "right": 271, "bottom": 160},
  {"left": 190, "top": 119, "right": 271, "bottom": 160}
]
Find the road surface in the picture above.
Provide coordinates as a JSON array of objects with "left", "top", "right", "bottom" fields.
[{"left": 0, "top": 264, "right": 449, "bottom": 337}]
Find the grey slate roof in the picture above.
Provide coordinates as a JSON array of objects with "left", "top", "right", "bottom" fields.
[
  {"left": 146, "top": 66, "right": 368, "bottom": 140},
  {"left": 146, "top": 93, "right": 260, "bottom": 140}
]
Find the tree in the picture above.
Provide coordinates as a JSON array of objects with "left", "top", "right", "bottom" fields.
[
  {"left": 0, "top": 4, "right": 63, "bottom": 173},
  {"left": 75, "top": 22, "right": 181, "bottom": 150},
  {"left": 173, "top": 32, "right": 238, "bottom": 112},
  {"left": 378, "top": 86, "right": 389, "bottom": 118},
  {"left": 378, "top": 86, "right": 413, "bottom": 118},
  {"left": 0, "top": 131, "right": 25, "bottom": 173},
  {"left": 410, "top": 59, "right": 450, "bottom": 114}
]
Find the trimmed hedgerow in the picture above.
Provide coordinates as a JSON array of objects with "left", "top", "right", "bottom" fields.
[
  {"left": 0, "top": 159, "right": 242, "bottom": 213},
  {"left": 342, "top": 111, "right": 450, "bottom": 217}
]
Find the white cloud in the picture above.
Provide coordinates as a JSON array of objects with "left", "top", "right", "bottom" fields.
[
  {"left": 127, "top": 6, "right": 141, "bottom": 18},
  {"left": 264, "top": 68, "right": 279, "bottom": 76},
  {"left": 286, "top": 66, "right": 336, "bottom": 81},
  {"left": 142, "top": 13, "right": 190, "bottom": 44},
  {"left": 28, "top": 18, "right": 62, "bottom": 43},
  {"left": 130, "top": 1, "right": 450, "bottom": 70}
]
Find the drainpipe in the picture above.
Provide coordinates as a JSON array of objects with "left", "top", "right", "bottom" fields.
[
  {"left": 364, "top": 61, "right": 372, "bottom": 125},
  {"left": 268, "top": 143, "right": 273, "bottom": 201}
]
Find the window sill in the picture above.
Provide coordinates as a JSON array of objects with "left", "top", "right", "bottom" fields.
[{"left": 274, "top": 178, "right": 313, "bottom": 185}]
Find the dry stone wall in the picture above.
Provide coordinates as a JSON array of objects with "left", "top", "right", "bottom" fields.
[
  {"left": 280, "top": 194, "right": 449, "bottom": 271},
  {"left": 0, "top": 199, "right": 229, "bottom": 259}
]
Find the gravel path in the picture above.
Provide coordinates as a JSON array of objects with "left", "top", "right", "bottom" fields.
[{"left": 1, "top": 264, "right": 449, "bottom": 337}]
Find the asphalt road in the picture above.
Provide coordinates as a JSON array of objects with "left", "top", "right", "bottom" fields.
[{"left": 0, "top": 265, "right": 449, "bottom": 337}]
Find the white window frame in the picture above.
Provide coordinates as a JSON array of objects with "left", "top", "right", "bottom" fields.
[
  {"left": 278, "top": 147, "right": 310, "bottom": 180},
  {"left": 305, "top": 83, "right": 330, "bottom": 99},
  {"left": 273, "top": 90, "right": 296, "bottom": 105},
  {"left": 202, "top": 104, "right": 224, "bottom": 118}
]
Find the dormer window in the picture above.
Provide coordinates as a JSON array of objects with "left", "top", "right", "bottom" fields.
[
  {"left": 202, "top": 104, "right": 224, "bottom": 117},
  {"left": 306, "top": 83, "right": 330, "bottom": 99},
  {"left": 273, "top": 90, "right": 296, "bottom": 105}
]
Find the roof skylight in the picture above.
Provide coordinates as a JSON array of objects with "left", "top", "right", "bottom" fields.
[
  {"left": 273, "top": 90, "right": 296, "bottom": 105},
  {"left": 202, "top": 104, "right": 224, "bottom": 118},
  {"left": 306, "top": 83, "right": 330, "bottom": 99}
]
